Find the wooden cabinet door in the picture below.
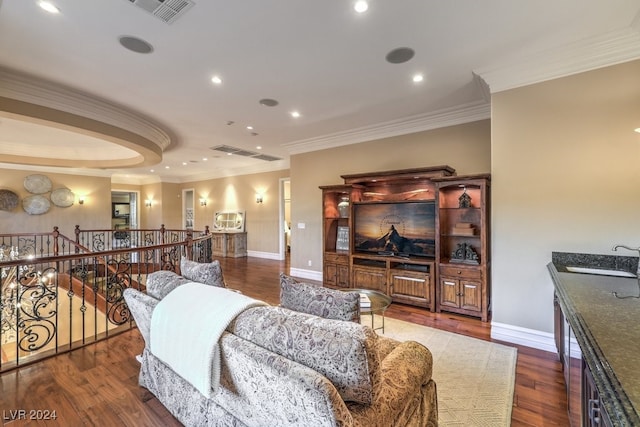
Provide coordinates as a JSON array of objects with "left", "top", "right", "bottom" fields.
[
  {"left": 336, "top": 264, "right": 350, "bottom": 288},
  {"left": 352, "top": 267, "right": 386, "bottom": 293},
  {"left": 212, "top": 234, "right": 225, "bottom": 256},
  {"left": 324, "top": 262, "right": 339, "bottom": 288},
  {"left": 460, "top": 280, "right": 482, "bottom": 312},
  {"left": 390, "top": 272, "right": 430, "bottom": 306},
  {"left": 439, "top": 277, "right": 460, "bottom": 308}
]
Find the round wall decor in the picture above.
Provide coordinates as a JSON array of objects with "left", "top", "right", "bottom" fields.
[
  {"left": 51, "top": 188, "right": 75, "bottom": 207},
  {"left": 23, "top": 195, "right": 51, "bottom": 215},
  {"left": 24, "top": 174, "right": 52, "bottom": 194},
  {"left": 0, "top": 189, "right": 19, "bottom": 211}
]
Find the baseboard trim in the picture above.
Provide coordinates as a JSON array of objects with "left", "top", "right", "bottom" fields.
[
  {"left": 247, "top": 250, "right": 283, "bottom": 260},
  {"left": 289, "top": 268, "right": 323, "bottom": 282},
  {"left": 491, "top": 322, "right": 557, "bottom": 354}
]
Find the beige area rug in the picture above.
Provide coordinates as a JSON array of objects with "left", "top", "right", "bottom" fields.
[{"left": 374, "top": 317, "right": 517, "bottom": 427}]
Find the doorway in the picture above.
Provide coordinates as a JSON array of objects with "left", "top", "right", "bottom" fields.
[
  {"left": 279, "top": 178, "right": 291, "bottom": 261},
  {"left": 111, "top": 191, "right": 139, "bottom": 229},
  {"left": 182, "top": 188, "right": 195, "bottom": 229}
]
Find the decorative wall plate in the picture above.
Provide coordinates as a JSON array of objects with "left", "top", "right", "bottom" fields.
[
  {"left": 51, "top": 188, "right": 75, "bottom": 207},
  {"left": 24, "top": 174, "right": 52, "bottom": 194},
  {"left": 23, "top": 195, "right": 51, "bottom": 215},
  {"left": 0, "top": 189, "right": 19, "bottom": 211}
]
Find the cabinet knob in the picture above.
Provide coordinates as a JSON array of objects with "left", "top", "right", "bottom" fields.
[{"left": 457, "top": 270, "right": 462, "bottom": 274}]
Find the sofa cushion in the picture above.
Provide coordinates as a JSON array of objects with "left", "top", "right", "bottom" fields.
[
  {"left": 279, "top": 273, "right": 359, "bottom": 322},
  {"left": 180, "top": 257, "right": 225, "bottom": 288},
  {"left": 229, "top": 306, "right": 380, "bottom": 405}
]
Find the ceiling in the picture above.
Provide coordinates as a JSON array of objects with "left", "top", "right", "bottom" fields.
[{"left": 0, "top": 0, "right": 639, "bottom": 184}]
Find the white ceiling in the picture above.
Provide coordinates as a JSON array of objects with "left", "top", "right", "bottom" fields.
[{"left": 0, "top": 0, "right": 639, "bottom": 183}]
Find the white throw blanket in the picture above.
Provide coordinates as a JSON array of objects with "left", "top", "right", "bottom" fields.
[{"left": 150, "top": 282, "right": 266, "bottom": 397}]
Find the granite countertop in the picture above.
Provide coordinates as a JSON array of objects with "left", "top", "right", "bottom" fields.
[{"left": 550, "top": 252, "right": 640, "bottom": 426}]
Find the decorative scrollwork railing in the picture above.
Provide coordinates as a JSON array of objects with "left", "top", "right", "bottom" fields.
[{"left": 0, "top": 226, "right": 212, "bottom": 372}]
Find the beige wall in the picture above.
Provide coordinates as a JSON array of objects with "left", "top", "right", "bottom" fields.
[
  {"left": 0, "top": 169, "right": 112, "bottom": 237},
  {"left": 492, "top": 59, "right": 640, "bottom": 333},
  {"left": 182, "top": 169, "right": 290, "bottom": 255},
  {"left": 289, "top": 120, "right": 492, "bottom": 275}
]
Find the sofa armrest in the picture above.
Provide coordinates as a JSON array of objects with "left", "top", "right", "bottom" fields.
[
  {"left": 123, "top": 288, "right": 159, "bottom": 348},
  {"left": 348, "top": 340, "right": 437, "bottom": 426}
]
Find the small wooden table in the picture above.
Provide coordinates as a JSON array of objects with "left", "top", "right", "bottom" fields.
[{"left": 341, "top": 288, "right": 392, "bottom": 333}]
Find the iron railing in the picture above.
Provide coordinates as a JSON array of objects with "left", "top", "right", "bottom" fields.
[{"left": 0, "top": 226, "right": 212, "bottom": 372}]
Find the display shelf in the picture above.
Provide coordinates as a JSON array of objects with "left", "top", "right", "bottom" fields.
[{"left": 433, "top": 174, "right": 490, "bottom": 321}]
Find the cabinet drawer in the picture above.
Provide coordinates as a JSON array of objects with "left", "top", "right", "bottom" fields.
[
  {"left": 325, "top": 253, "right": 349, "bottom": 264},
  {"left": 440, "top": 265, "right": 482, "bottom": 279}
]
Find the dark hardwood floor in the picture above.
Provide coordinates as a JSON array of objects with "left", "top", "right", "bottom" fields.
[{"left": 0, "top": 256, "right": 569, "bottom": 426}]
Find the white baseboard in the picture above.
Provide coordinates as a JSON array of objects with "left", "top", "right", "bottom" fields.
[
  {"left": 289, "top": 268, "right": 323, "bottom": 282},
  {"left": 247, "top": 250, "right": 283, "bottom": 260},
  {"left": 491, "top": 322, "right": 557, "bottom": 354}
]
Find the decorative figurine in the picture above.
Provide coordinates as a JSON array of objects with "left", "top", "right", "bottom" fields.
[
  {"left": 450, "top": 242, "right": 479, "bottom": 264},
  {"left": 458, "top": 187, "right": 472, "bottom": 208}
]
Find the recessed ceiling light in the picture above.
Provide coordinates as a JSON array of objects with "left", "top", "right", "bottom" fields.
[
  {"left": 290, "top": 111, "right": 301, "bottom": 118},
  {"left": 150, "top": 169, "right": 155, "bottom": 172},
  {"left": 202, "top": 157, "right": 208, "bottom": 161},
  {"left": 38, "top": 1, "right": 60, "bottom": 14},
  {"left": 635, "top": 128, "right": 640, "bottom": 133},
  {"left": 246, "top": 126, "right": 253, "bottom": 130},
  {"left": 256, "top": 146, "right": 262, "bottom": 150},
  {"left": 182, "top": 162, "right": 187, "bottom": 166},
  {"left": 354, "top": 1, "right": 368, "bottom": 13},
  {"left": 386, "top": 47, "right": 415, "bottom": 64},
  {"left": 165, "top": 166, "right": 170, "bottom": 169},
  {"left": 412, "top": 74, "right": 424, "bottom": 83},
  {"left": 211, "top": 75, "right": 223, "bottom": 85}
]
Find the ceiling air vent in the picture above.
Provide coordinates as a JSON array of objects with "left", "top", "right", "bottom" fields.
[
  {"left": 252, "top": 154, "right": 282, "bottom": 162},
  {"left": 127, "top": 0, "right": 195, "bottom": 24},
  {"left": 210, "top": 145, "right": 282, "bottom": 162}
]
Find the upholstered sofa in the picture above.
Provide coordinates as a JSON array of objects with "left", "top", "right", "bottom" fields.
[{"left": 124, "top": 265, "right": 438, "bottom": 427}]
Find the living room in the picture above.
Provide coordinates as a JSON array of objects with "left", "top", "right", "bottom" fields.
[{"left": 1, "top": 1, "right": 640, "bottom": 425}]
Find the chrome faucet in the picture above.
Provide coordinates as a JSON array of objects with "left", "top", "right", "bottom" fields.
[{"left": 612, "top": 244, "right": 640, "bottom": 298}]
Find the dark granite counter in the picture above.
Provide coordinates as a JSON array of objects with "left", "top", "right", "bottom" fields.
[{"left": 550, "top": 252, "right": 640, "bottom": 426}]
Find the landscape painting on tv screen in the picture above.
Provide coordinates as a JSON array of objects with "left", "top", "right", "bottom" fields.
[{"left": 353, "top": 201, "right": 436, "bottom": 257}]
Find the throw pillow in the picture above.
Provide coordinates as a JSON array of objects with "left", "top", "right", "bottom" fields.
[
  {"left": 279, "top": 273, "right": 359, "bottom": 322},
  {"left": 180, "top": 256, "right": 226, "bottom": 288}
]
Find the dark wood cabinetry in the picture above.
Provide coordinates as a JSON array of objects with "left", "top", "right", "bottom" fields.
[
  {"left": 434, "top": 175, "right": 490, "bottom": 321},
  {"left": 554, "top": 291, "right": 612, "bottom": 427},
  {"left": 321, "top": 166, "right": 491, "bottom": 314},
  {"left": 319, "top": 184, "right": 363, "bottom": 289}
]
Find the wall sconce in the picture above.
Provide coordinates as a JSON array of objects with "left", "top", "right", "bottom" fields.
[
  {"left": 145, "top": 200, "right": 152, "bottom": 207},
  {"left": 256, "top": 193, "right": 263, "bottom": 204},
  {"left": 200, "top": 198, "right": 207, "bottom": 207},
  {"left": 78, "top": 196, "right": 85, "bottom": 205}
]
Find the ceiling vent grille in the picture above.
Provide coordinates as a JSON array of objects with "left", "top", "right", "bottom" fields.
[
  {"left": 127, "top": 0, "right": 195, "bottom": 24},
  {"left": 210, "top": 145, "right": 282, "bottom": 162}
]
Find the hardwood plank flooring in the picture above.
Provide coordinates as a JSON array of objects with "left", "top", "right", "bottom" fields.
[{"left": 0, "top": 256, "right": 569, "bottom": 426}]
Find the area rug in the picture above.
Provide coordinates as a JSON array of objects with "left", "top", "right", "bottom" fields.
[{"left": 375, "top": 317, "right": 517, "bottom": 427}]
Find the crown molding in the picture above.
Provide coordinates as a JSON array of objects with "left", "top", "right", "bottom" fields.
[
  {"left": 283, "top": 101, "right": 491, "bottom": 155},
  {"left": 0, "top": 67, "right": 173, "bottom": 151},
  {"left": 476, "top": 24, "right": 640, "bottom": 93}
]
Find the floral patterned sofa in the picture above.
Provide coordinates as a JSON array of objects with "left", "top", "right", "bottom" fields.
[{"left": 124, "top": 264, "right": 438, "bottom": 427}]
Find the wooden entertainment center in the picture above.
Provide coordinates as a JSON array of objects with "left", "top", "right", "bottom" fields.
[{"left": 320, "top": 166, "right": 491, "bottom": 321}]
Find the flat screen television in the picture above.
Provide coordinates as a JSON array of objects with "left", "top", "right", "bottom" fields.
[{"left": 353, "top": 200, "right": 436, "bottom": 258}]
